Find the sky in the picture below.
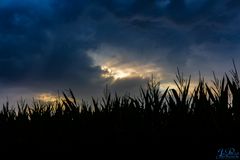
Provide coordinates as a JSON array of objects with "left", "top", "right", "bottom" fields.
[{"left": 0, "top": 0, "right": 240, "bottom": 105}]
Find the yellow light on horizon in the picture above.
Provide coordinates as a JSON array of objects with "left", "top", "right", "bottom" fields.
[{"left": 36, "top": 93, "right": 59, "bottom": 103}]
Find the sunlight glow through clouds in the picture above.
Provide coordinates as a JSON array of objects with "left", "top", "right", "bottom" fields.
[
  {"left": 88, "top": 47, "right": 165, "bottom": 81},
  {"left": 101, "top": 65, "right": 130, "bottom": 80},
  {"left": 100, "top": 64, "right": 164, "bottom": 81},
  {"left": 36, "top": 93, "right": 59, "bottom": 103},
  {"left": 90, "top": 53, "right": 163, "bottom": 81}
]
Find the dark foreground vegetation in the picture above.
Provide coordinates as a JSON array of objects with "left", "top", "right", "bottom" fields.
[{"left": 1, "top": 68, "right": 240, "bottom": 156}]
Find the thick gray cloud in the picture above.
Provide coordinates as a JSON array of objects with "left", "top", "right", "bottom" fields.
[{"left": 0, "top": 0, "right": 240, "bottom": 103}]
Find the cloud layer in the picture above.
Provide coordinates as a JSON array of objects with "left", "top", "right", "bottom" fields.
[{"left": 0, "top": 0, "right": 240, "bottom": 103}]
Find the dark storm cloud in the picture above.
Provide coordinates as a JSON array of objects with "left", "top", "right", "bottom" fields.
[
  {"left": 89, "top": 0, "right": 240, "bottom": 78},
  {"left": 0, "top": 0, "right": 102, "bottom": 92},
  {"left": 95, "top": 0, "right": 240, "bottom": 72},
  {"left": 0, "top": 0, "right": 240, "bottom": 100}
]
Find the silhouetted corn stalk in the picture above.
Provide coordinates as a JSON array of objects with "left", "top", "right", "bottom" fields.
[
  {"left": 16, "top": 100, "right": 29, "bottom": 122},
  {"left": 0, "top": 102, "right": 16, "bottom": 122},
  {"left": 167, "top": 69, "right": 191, "bottom": 116},
  {"left": 227, "top": 61, "right": 240, "bottom": 120}
]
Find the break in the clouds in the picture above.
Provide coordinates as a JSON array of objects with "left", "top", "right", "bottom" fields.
[{"left": 0, "top": 0, "right": 240, "bottom": 103}]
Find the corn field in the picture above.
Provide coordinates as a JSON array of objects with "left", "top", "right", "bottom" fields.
[{"left": 0, "top": 68, "right": 240, "bottom": 154}]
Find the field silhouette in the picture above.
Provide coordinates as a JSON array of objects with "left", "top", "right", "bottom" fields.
[{"left": 0, "top": 66, "right": 240, "bottom": 157}]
